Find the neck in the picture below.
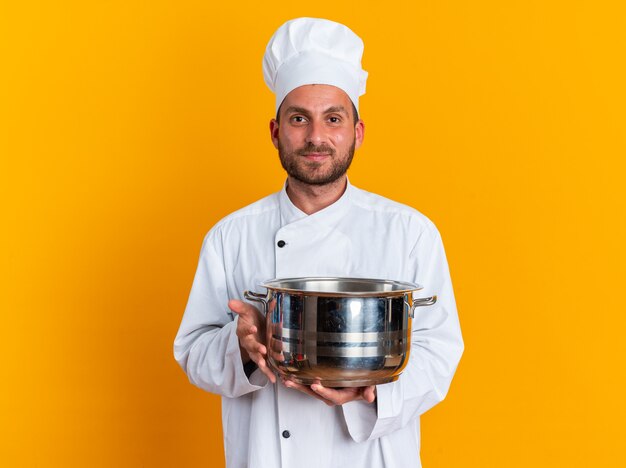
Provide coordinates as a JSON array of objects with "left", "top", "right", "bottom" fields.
[{"left": 285, "top": 176, "right": 348, "bottom": 215}]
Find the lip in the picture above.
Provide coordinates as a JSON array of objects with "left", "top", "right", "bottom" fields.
[{"left": 302, "top": 153, "right": 331, "bottom": 161}]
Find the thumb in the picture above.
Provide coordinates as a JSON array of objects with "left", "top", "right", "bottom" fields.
[
  {"left": 228, "top": 299, "right": 247, "bottom": 315},
  {"left": 228, "top": 299, "right": 258, "bottom": 316}
]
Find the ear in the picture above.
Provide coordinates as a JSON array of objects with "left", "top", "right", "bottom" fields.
[
  {"left": 269, "top": 119, "right": 280, "bottom": 149},
  {"left": 354, "top": 119, "right": 365, "bottom": 150}
]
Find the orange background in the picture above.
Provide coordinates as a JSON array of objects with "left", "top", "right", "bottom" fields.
[{"left": 1, "top": 1, "right": 625, "bottom": 466}]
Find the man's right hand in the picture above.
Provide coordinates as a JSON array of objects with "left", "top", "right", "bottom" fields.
[{"left": 228, "top": 299, "right": 276, "bottom": 383}]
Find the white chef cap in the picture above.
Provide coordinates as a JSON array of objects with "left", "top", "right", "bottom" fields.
[{"left": 262, "top": 17, "right": 368, "bottom": 114}]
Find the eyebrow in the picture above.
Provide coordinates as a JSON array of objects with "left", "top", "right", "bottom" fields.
[{"left": 284, "top": 105, "right": 349, "bottom": 116}]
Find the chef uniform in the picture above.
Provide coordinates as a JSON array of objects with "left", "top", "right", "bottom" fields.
[{"left": 174, "top": 17, "right": 464, "bottom": 468}]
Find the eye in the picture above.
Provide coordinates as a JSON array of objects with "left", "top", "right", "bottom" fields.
[
  {"left": 290, "top": 115, "right": 307, "bottom": 124},
  {"left": 328, "top": 116, "right": 342, "bottom": 124}
]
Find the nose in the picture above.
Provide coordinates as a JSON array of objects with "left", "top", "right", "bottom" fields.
[{"left": 305, "top": 119, "right": 326, "bottom": 146}]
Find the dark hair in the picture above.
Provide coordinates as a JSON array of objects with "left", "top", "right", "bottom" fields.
[{"left": 275, "top": 101, "right": 359, "bottom": 124}]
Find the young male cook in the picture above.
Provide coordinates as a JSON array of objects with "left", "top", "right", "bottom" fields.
[{"left": 174, "top": 17, "right": 464, "bottom": 468}]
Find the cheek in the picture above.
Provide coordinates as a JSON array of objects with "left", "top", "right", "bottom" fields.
[
  {"left": 331, "top": 129, "right": 353, "bottom": 146},
  {"left": 279, "top": 128, "right": 303, "bottom": 149}
]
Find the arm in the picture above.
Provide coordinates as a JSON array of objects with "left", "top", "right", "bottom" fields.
[
  {"left": 341, "top": 223, "right": 464, "bottom": 442},
  {"left": 173, "top": 230, "right": 270, "bottom": 398}
]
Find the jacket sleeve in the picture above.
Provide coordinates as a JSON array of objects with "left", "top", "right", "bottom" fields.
[
  {"left": 173, "top": 229, "right": 269, "bottom": 398},
  {"left": 342, "top": 222, "right": 464, "bottom": 441}
]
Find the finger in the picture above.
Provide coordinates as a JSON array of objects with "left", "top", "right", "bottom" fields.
[
  {"left": 229, "top": 299, "right": 261, "bottom": 318},
  {"left": 228, "top": 299, "right": 247, "bottom": 314},
  {"left": 255, "top": 357, "right": 276, "bottom": 383},
  {"left": 243, "top": 338, "right": 266, "bottom": 354},
  {"left": 239, "top": 331, "right": 267, "bottom": 352},
  {"left": 255, "top": 342, "right": 267, "bottom": 356},
  {"left": 283, "top": 379, "right": 335, "bottom": 406},
  {"left": 310, "top": 384, "right": 342, "bottom": 404},
  {"left": 269, "top": 348, "right": 285, "bottom": 362},
  {"left": 362, "top": 386, "right": 376, "bottom": 403},
  {"left": 311, "top": 384, "right": 362, "bottom": 405},
  {"left": 284, "top": 381, "right": 331, "bottom": 404},
  {"left": 236, "top": 324, "right": 257, "bottom": 339}
]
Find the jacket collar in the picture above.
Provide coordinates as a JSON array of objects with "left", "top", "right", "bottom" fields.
[{"left": 278, "top": 177, "right": 354, "bottom": 227}]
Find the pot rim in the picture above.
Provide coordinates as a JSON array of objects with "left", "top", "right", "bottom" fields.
[{"left": 259, "top": 276, "right": 423, "bottom": 297}]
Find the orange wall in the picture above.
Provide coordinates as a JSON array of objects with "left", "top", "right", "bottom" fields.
[{"left": 1, "top": 1, "right": 625, "bottom": 466}]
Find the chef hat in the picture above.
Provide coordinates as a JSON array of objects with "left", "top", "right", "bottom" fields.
[{"left": 262, "top": 17, "right": 368, "bottom": 114}]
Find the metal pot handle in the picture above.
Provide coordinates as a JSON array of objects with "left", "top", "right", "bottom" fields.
[
  {"left": 244, "top": 290, "right": 268, "bottom": 316},
  {"left": 409, "top": 295, "right": 437, "bottom": 318}
]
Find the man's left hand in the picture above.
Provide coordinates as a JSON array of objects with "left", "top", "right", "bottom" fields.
[{"left": 282, "top": 378, "right": 376, "bottom": 406}]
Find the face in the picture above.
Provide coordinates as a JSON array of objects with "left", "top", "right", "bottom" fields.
[{"left": 270, "top": 84, "right": 364, "bottom": 186}]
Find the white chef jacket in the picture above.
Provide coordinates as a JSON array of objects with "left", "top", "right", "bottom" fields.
[{"left": 174, "top": 180, "right": 464, "bottom": 468}]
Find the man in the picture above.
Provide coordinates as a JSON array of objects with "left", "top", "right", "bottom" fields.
[{"left": 174, "top": 17, "right": 463, "bottom": 468}]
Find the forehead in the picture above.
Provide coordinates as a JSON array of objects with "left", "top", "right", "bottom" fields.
[{"left": 280, "top": 84, "right": 353, "bottom": 113}]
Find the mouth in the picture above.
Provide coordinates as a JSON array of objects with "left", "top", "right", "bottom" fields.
[{"left": 301, "top": 152, "right": 331, "bottom": 161}]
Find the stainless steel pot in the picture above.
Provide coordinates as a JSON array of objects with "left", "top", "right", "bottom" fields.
[{"left": 244, "top": 277, "right": 436, "bottom": 387}]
